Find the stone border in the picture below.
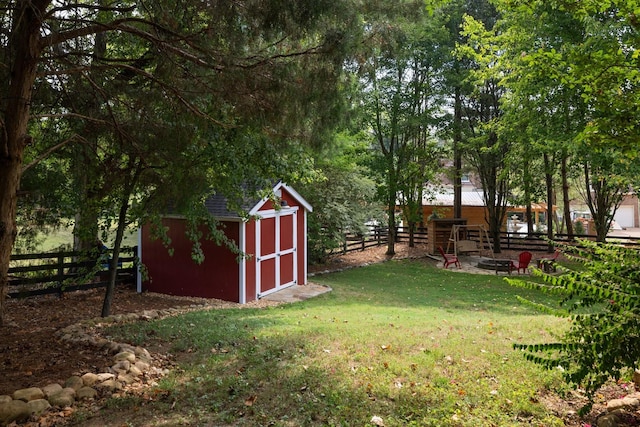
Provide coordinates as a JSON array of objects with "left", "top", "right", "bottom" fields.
[{"left": 0, "top": 304, "right": 211, "bottom": 426}]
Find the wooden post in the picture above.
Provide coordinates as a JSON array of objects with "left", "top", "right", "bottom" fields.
[{"left": 57, "top": 253, "right": 65, "bottom": 297}]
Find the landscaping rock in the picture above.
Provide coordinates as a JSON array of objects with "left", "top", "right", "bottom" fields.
[
  {"left": 0, "top": 399, "right": 30, "bottom": 425},
  {"left": 135, "top": 361, "right": 150, "bottom": 372},
  {"left": 634, "top": 369, "right": 640, "bottom": 389},
  {"left": 76, "top": 386, "right": 98, "bottom": 400},
  {"left": 0, "top": 396, "right": 10, "bottom": 405},
  {"left": 48, "top": 388, "right": 76, "bottom": 407},
  {"left": 64, "top": 376, "right": 84, "bottom": 391},
  {"left": 42, "top": 383, "right": 63, "bottom": 398},
  {"left": 114, "top": 351, "right": 136, "bottom": 363},
  {"left": 128, "top": 365, "right": 143, "bottom": 377},
  {"left": 81, "top": 373, "right": 100, "bottom": 387},
  {"left": 112, "top": 360, "right": 131, "bottom": 374},
  {"left": 96, "top": 373, "right": 115, "bottom": 382},
  {"left": 13, "top": 387, "right": 44, "bottom": 402},
  {"left": 597, "top": 413, "right": 619, "bottom": 427},
  {"left": 96, "top": 379, "right": 121, "bottom": 392},
  {"left": 117, "top": 373, "right": 137, "bottom": 385},
  {"left": 607, "top": 396, "right": 640, "bottom": 411},
  {"left": 26, "top": 399, "right": 51, "bottom": 416}
]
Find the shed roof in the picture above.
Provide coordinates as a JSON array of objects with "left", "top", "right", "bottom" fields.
[
  {"left": 205, "top": 181, "right": 312, "bottom": 220},
  {"left": 423, "top": 188, "right": 487, "bottom": 207}
]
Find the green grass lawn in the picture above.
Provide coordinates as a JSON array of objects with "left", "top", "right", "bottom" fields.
[
  {"left": 14, "top": 224, "right": 138, "bottom": 253},
  {"left": 92, "top": 259, "right": 570, "bottom": 427}
]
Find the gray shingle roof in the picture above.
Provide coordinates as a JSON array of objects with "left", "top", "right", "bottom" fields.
[{"left": 203, "top": 193, "right": 258, "bottom": 219}]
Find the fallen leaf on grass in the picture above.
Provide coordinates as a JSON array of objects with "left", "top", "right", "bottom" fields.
[
  {"left": 371, "top": 415, "right": 385, "bottom": 426},
  {"left": 381, "top": 345, "right": 391, "bottom": 350},
  {"left": 244, "top": 395, "right": 257, "bottom": 406}
]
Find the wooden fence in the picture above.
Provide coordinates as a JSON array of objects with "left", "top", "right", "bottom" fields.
[
  {"left": 339, "top": 226, "right": 640, "bottom": 255},
  {"left": 340, "top": 226, "right": 428, "bottom": 254},
  {"left": 8, "top": 247, "right": 137, "bottom": 298}
]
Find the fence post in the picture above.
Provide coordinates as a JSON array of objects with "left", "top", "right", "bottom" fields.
[{"left": 57, "top": 253, "right": 65, "bottom": 297}]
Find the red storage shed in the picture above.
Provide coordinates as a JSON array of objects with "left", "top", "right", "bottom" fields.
[{"left": 137, "top": 182, "right": 312, "bottom": 303}]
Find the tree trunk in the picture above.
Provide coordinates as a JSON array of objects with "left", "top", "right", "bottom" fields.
[
  {"left": 73, "top": 201, "right": 100, "bottom": 253},
  {"left": 102, "top": 163, "right": 141, "bottom": 317},
  {"left": 523, "top": 159, "right": 534, "bottom": 238},
  {"left": 0, "top": 1, "right": 47, "bottom": 325},
  {"left": 0, "top": 159, "right": 23, "bottom": 327},
  {"left": 386, "top": 198, "right": 396, "bottom": 256},
  {"left": 101, "top": 197, "right": 128, "bottom": 317},
  {"left": 560, "top": 154, "right": 573, "bottom": 239},
  {"left": 544, "top": 153, "right": 555, "bottom": 252},
  {"left": 453, "top": 87, "right": 463, "bottom": 219}
]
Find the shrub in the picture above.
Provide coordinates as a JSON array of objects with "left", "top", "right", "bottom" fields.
[{"left": 507, "top": 240, "right": 640, "bottom": 405}]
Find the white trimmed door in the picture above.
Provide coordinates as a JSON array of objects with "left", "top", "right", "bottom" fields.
[{"left": 255, "top": 208, "right": 298, "bottom": 298}]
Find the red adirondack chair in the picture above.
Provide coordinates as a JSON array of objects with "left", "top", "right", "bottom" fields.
[
  {"left": 511, "top": 251, "right": 533, "bottom": 274},
  {"left": 537, "top": 250, "right": 560, "bottom": 273},
  {"left": 438, "top": 246, "right": 461, "bottom": 269}
]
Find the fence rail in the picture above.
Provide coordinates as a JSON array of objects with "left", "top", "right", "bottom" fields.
[
  {"left": 8, "top": 248, "right": 137, "bottom": 298},
  {"left": 340, "top": 226, "right": 428, "bottom": 254},
  {"left": 337, "top": 226, "right": 640, "bottom": 255}
]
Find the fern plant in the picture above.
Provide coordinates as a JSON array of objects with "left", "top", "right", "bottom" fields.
[{"left": 506, "top": 240, "right": 640, "bottom": 403}]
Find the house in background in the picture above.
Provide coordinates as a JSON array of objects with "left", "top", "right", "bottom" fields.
[
  {"left": 613, "top": 193, "right": 640, "bottom": 229},
  {"left": 420, "top": 186, "right": 490, "bottom": 226},
  {"left": 571, "top": 192, "right": 639, "bottom": 233},
  {"left": 405, "top": 183, "right": 552, "bottom": 234},
  {"left": 137, "top": 182, "right": 312, "bottom": 303}
]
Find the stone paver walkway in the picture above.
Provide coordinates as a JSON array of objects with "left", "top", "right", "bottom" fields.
[
  {"left": 431, "top": 254, "right": 532, "bottom": 275},
  {"left": 260, "top": 283, "right": 332, "bottom": 303}
]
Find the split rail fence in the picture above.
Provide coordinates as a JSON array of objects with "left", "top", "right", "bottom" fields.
[
  {"left": 338, "top": 226, "right": 640, "bottom": 255},
  {"left": 8, "top": 247, "right": 137, "bottom": 298}
]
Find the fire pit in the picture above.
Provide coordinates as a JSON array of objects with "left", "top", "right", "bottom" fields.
[{"left": 477, "top": 258, "right": 513, "bottom": 274}]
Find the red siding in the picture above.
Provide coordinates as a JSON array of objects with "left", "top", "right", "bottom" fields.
[
  {"left": 260, "top": 217, "right": 276, "bottom": 256},
  {"left": 280, "top": 252, "right": 295, "bottom": 284},
  {"left": 280, "top": 214, "right": 294, "bottom": 250},
  {"left": 260, "top": 258, "right": 277, "bottom": 292},
  {"left": 142, "top": 218, "right": 240, "bottom": 301}
]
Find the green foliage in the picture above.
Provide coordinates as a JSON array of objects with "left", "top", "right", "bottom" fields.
[
  {"left": 508, "top": 240, "right": 640, "bottom": 399},
  {"left": 297, "top": 132, "right": 382, "bottom": 263},
  {"left": 354, "top": 1, "right": 450, "bottom": 252}
]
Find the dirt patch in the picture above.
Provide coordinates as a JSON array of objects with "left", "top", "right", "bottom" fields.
[{"left": 0, "top": 285, "right": 268, "bottom": 397}]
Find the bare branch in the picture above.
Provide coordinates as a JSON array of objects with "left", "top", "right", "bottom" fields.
[{"left": 22, "top": 136, "right": 75, "bottom": 173}]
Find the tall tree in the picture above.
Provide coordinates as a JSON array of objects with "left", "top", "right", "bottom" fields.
[
  {"left": 458, "top": 12, "right": 513, "bottom": 252},
  {"left": 0, "top": 0, "right": 356, "bottom": 325},
  {"left": 357, "top": 0, "right": 446, "bottom": 255},
  {"left": 439, "top": 0, "right": 499, "bottom": 220},
  {"left": 492, "top": 0, "right": 640, "bottom": 243}
]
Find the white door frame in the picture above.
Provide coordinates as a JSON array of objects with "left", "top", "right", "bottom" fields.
[{"left": 255, "top": 207, "right": 298, "bottom": 299}]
